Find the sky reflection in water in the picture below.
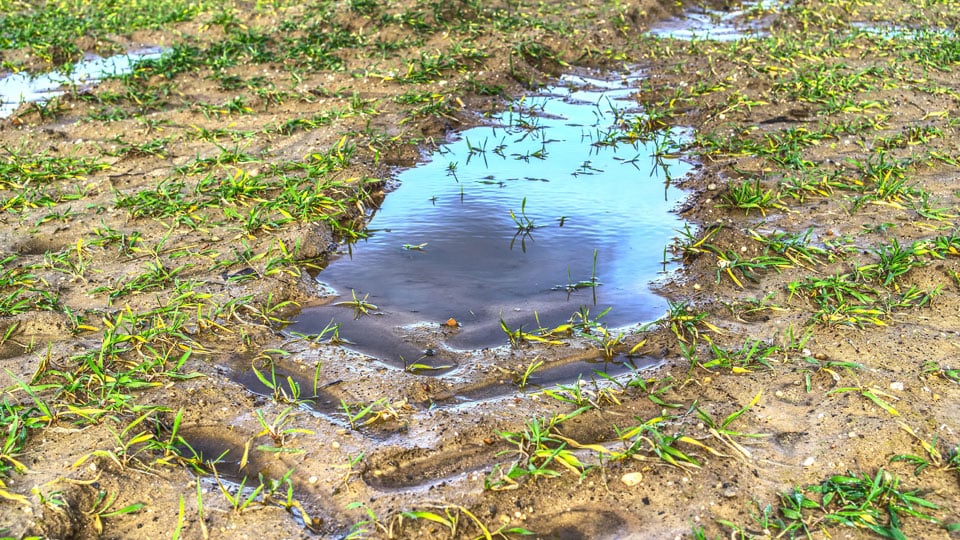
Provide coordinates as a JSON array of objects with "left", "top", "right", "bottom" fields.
[{"left": 290, "top": 72, "right": 692, "bottom": 356}]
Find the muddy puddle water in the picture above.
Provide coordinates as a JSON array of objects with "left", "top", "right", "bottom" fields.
[
  {"left": 648, "top": 1, "right": 779, "bottom": 41},
  {"left": 288, "top": 72, "right": 692, "bottom": 371},
  {"left": 0, "top": 47, "right": 165, "bottom": 117}
]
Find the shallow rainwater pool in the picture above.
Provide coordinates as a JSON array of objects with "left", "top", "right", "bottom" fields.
[
  {"left": 648, "top": 0, "right": 778, "bottom": 41},
  {"left": 0, "top": 47, "right": 165, "bottom": 117},
  {"left": 288, "top": 72, "right": 692, "bottom": 367}
]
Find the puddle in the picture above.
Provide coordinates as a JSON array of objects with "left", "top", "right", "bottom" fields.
[
  {"left": 228, "top": 349, "right": 658, "bottom": 421},
  {"left": 850, "top": 23, "right": 956, "bottom": 40},
  {"left": 289, "top": 71, "right": 691, "bottom": 369},
  {"left": 176, "top": 428, "right": 248, "bottom": 481},
  {"left": 434, "top": 355, "right": 660, "bottom": 405},
  {"left": 648, "top": 1, "right": 778, "bottom": 41},
  {"left": 230, "top": 363, "right": 343, "bottom": 415},
  {"left": 0, "top": 47, "right": 165, "bottom": 117},
  {"left": 177, "top": 429, "right": 325, "bottom": 531}
]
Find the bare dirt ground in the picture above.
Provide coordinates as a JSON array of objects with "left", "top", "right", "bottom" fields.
[{"left": 1, "top": 0, "right": 959, "bottom": 538}]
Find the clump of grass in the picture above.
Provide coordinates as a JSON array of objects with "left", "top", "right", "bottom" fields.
[
  {"left": 828, "top": 382, "right": 901, "bottom": 416},
  {"left": 695, "top": 391, "right": 769, "bottom": 461},
  {"left": 665, "top": 301, "right": 721, "bottom": 343},
  {"left": 393, "top": 504, "right": 535, "bottom": 538},
  {"left": 720, "top": 179, "right": 784, "bottom": 216},
  {"left": 0, "top": 399, "right": 35, "bottom": 492},
  {"left": 553, "top": 249, "right": 601, "bottom": 293},
  {"left": 788, "top": 273, "right": 939, "bottom": 327},
  {"left": 921, "top": 361, "right": 960, "bottom": 385},
  {"left": 498, "top": 312, "right": 564, "bottom": 348},
  {"left": 734, "top": 469, "right": 943, "bottom": 539},
  {"left": 333, "top": 289, "right": 379, "bottom": 319},
  {"left": 0, "top": 1, "right": 204, "bottom": 65},
  {"left": 848, "top": 150, "right": 917, "bottom": 205},
  {"left": 748, "top": 228, "right": 829, "bottom": 267},
  {"left": 612, "top": 414, "right": 722, "bottom": 471},
  {"left": 891, "top": 422, "right": 960, "bottom": 477},
  {"left": 516, "top": 357, "right": 544, "bottom": 390},
  {"left": 858, "top": 238, "right": 924, "bottom": 286},
  {"left": 83, "top": 488, "right": 145, "bottom": 535},
  {"left": 700, "top": 339, "right": 777, "bottom": 373},
  {"left": 485, "top": 408, "right": 591, "bottom": 490},
  {"left": 509, "top": 196, "right": 536, "bottom": 232},
  {"left": 339, "top": 398, "right": 406, "bottom": 430}
]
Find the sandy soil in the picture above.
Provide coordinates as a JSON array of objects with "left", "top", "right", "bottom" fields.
[{"left": 1, "top": 0, "right": 959, "bottom": 538}]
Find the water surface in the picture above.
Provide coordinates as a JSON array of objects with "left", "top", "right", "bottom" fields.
[
  {"left": 648, "top": 1, "right": 778, "bottom": 41},
  {"left": 290, "top": 72, "right": 692, "bottom": 366},
  {"left": 0, "top": 47, "right": 164, "bottom": 117}
]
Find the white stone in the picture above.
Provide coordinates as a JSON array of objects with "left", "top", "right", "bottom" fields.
[{"left": 621, "top": 472, "right": 644, "bottom": 487}]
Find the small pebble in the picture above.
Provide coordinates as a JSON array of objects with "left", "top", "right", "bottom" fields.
[
  {"left": 890, "top": 381, "right": 904, "bottom": 391},
  {"left": 308, "top": 476, "right": 318, "bottom": 484},
  {"left": 707, "top": 183, "right": 717, "bottom": 190},
  {"left": 802, "top": 456, "right": 816, "bottom": 467},
  {"left": 621, "top": 472, "right": 644, "bottom": 487}
]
